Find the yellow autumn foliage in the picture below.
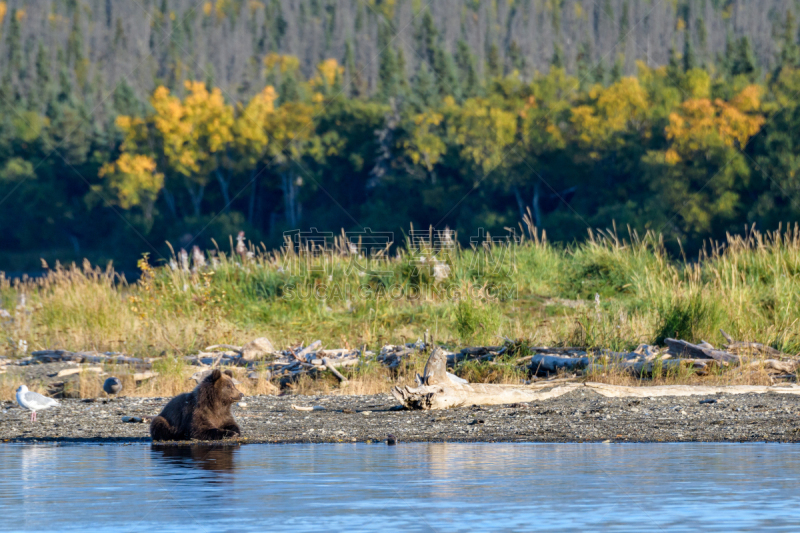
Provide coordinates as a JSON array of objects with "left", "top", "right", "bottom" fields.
[
  {"left": 404, "top": 111, "right": 446, "bottom": 171},
  {"left": 450, "top": 98, "right": 517, "bottom": 173},
  {"left": 684, "top": 68, "right": 711, "bottom": 99},
  {"left": 234, "top": 85, "right": 278, "bottom": 166},
  {"left": 312, "top": 58, "right": 344, "bottom": 88},
  {"left": 114, "top": 115, "right": 147, "bottom": 152},
  {"left": 97, "top": 154, "right": 164, "bottom": 210},
  {"left": 665, "top": 85, "right": 765, "bottom": 161},
  {"left": 265, "top": 101, "right": 323, "bottom": 163},
  {"left": 149, "top": 81, "right": 234, "bottom": 177},
  {"left": 264, "top": 53, "right": 300, "bottom": 74},
  {"left": 571, "top": 77, "right": 649, "bottom": 154}
]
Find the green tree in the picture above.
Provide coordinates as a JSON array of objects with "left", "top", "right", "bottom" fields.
[{"left": 455, "top": 39, "right": 481, "bottom": 97}]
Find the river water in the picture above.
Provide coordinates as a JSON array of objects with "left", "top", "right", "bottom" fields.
[{"left": 1, "top": 442, "right": 799, "bottom": 532}]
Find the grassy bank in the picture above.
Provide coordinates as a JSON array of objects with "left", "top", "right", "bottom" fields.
[{"left": 2, "top": 222, "right": 799, "bottom": 398}]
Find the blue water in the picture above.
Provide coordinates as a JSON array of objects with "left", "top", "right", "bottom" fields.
[{"left": 0, "top": 442, "right": 799, "bottom": 532}]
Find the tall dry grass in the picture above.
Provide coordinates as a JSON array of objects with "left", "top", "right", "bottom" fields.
[{"left": 0, "top": 224, "right": 797, "bottom": 398}]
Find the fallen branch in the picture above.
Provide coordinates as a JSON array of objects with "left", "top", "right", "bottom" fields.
[
  {"left": 720, "top": 329, "right": 787, "bottom": 358},
  {"left": 322, "top": 357, "right": 349, "bottom": 383},
  {"left": 291, "top": 404, "right": 325, "bottom": 411},
  {"left": 746, "top": 359, "right": 797, "bottom": 374},
  {"left": 205, "top": 344, "right": 244, "bottom": 355},
  {"left": 586, "top": 358, "right": 710, "bottom": 376},
  {"left": 665, "top": 338, "right": 739, "bottom": 363},
  {"left": 297, "top": 340, "right": 322, "bottom": 359},
  {"left": 530, "top": 354, "right": 591, "bottom": 374}
]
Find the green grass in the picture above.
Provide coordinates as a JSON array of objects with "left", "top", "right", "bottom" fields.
[{"left": 1, "top": 224, "right": 799, "bottom": 363}]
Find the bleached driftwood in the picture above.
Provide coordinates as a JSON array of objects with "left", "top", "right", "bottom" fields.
[
  {"left": 322, "top": 357, "right": 349, "bottom": 383},
  {"left": 55, "top": 366, "right": 104, "bottom": 377},
  {"left": 665, "top": 338, "right": 739, "bottom": 363},
  {"left": 583, "top": 382, "right": 800, "bottom": 398},
  {"left": 321, "top": 357, "right": 359, "bottom": 368},
  {"left": 291, "top": 404, "right": 325, "bottom": 411},
  {"left": 746, "top": 359, "right": 797, "bottom": 374},
  {"left": 720, "top": 329, "right": 785, "bottom": 357},
  {"left": 296, "top": 340, "right": 322, "bottom": 359},
  {"left": 390, "top": 349, "right": 800, "bottom": 410},
  {"left": 530, "top": 354, "right": 591, "bottom": 373},
  {"left": 586, "top": 358, "right": 710, "bottom": 376},
  {"left": 391, "top": 348, "right": 580, "bottom": 410},
  {"left": 205, "top": 344, "right": 244, "bottom": 354}
]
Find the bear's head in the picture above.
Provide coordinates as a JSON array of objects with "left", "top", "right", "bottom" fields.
[{"left": 202, "top": 369, "right": 244, "bottom": 406}]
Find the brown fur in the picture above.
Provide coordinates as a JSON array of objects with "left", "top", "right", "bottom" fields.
[{"left": 150, "top": 369, "right": 244, "bottom": 441}]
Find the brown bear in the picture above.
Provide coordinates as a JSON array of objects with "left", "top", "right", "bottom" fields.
[{"left": 150, "top": 369, "right": 244, "bottom": 441}]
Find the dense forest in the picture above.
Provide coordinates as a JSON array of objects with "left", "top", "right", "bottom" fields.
[{"left": 1, "top": 0, "right": 799, "bottom": 269}]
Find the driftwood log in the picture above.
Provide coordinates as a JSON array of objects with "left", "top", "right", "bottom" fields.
[
  {"left": 664, "top": 338, "right": 740, "bottom": 363},
  {"left": 322, "top": 357, "right": 349, "bottom": 383},
  {"left": 746, "top": 359, "right": 797, "bottom": 374},
  {"left": 586, "top": 358, "right": 711, "bottom": 376},
  {"left": 583, "top": 382, "right": 800, "bottom": 398},
  {"left": 391, "top": 348, "right": 800, "bottom": 410},
  {"left": 391, "top": 348, "right": 579, "bottom": 410},
  {"left": 530, "top": 354, "right": 591, "bottom": 374},
  {"left": 720, "top": 329, "right": 785, "bottom": 357}
]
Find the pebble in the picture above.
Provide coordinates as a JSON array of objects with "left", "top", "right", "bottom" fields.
[{"left": 1, "top": 392, "right": 798, "bottom": 444}]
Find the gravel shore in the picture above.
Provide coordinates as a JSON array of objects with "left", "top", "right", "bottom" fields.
[{"left": 2, "top": 387, "right": 800, "bottom": 443}]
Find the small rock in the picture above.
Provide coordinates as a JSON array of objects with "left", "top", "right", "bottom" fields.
[
  {"left": 699, "top": 398, "right": 717, "bottom": 404},
  {"left": 237, "top": 402, "right": 247, "bottom": 408},
  {"left": 360, "top": 411, "right": 371, "bottom": 416},
  {"left": 121, "top": 416, "right": 144, "bottom": 423},
  {"left": 241, "top": 337, "right": 276, "bottom": 361}
]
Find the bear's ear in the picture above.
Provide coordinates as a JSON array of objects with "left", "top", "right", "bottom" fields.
[
  {"left": 223, "top": 369, "right": 233, "bottom": 378},
  {"left": 210, "top": 369, "right": 222, "bottom": 382}
]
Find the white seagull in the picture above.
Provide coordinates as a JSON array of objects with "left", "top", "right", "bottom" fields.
[{"left": 16, "top": 385, "right": 59, "bottom": 423}]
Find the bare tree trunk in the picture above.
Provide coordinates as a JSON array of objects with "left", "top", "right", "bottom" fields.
[
  {"left": 162, "top": 187, "right": 178, "bottom": 219},
  {"left": 281, "top": 172, "right": 299, "bottom": 227},
  {"left": 424, "top": 154, "right": 437, "bottom": 185},
  {"left": 268, "top": 211, "right": 277, "bottom": 238},
  {"left": 215, "top": 168, "right": 231, "bottom": 213},
  {"left": 187, "top": 183, "right": 205, "bottom": 217},
  {"left": 247, "top": 169, "right": 258, "bottom": 224},
  {"left": 512, "top": 185, "right": 526, "bottom": 220},
  {"left": 143, "top": 200, "right": 155, "bottom": 228}
]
